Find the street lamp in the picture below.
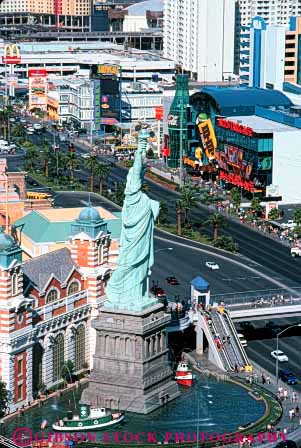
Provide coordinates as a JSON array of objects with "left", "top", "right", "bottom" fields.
[
  {"left": 147, "top": 247, "right": 174, "bottom": 297},
  {"left": 275, "top": 324, "right": 301, "bottom": 387}
]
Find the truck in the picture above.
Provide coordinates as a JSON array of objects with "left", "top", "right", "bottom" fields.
[{"left": 291, "top": 247, "right": 301, "bottom": 257}]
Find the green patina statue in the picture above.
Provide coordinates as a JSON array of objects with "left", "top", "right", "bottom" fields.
[{"left": 105, "top": 129, "right": 160, "bottom": 311}]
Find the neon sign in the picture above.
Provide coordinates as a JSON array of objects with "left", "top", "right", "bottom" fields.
[
  {"left": 220, "top": 171, "right": 255, "bottom": 192},
  {"left": 217, "top": 118, "right": 254, "bottom": 137}
]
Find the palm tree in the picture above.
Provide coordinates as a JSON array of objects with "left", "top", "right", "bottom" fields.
[
  {"left": 84, "top": 154, "right": 98, "bottom": 192},
  {"left": 230, "top": 188, "right": 241, "bottom": 211},
  {"left": 0, "top": 107, "right": 10, "bottom": 140},
  {"left": 176, "top": 200, "right": 182, "bottom": 236},
  {"left": 93, "top": 162, "right": 110, "bottom": 195},
  {"left": 294, "top": 208, "right": 301, "bottom": 226},
  {"left": 179, "top": 186, "right": 199, "bottom": 226},
  {"left": 157, "top": 202, "right": 168, "bottom": 225},
  {"left": 114, "top": 181, "right": 126, "bottom": 206},
  {"left": 11, "top": 123, "right": 26, "bottom": 139},
  {"left": 205, "top": 213, "right": 227, "bottom": 241},
  {"left": 25, "top": 146, "right": 39, "bottom": 171},
  {"left": 40, "top": 141, "right": 52, "bottom": 178},
  {"left": 65, "top": 152, "right": 79, "bottom": 182}
]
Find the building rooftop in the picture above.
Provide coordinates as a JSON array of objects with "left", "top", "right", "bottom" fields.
[
  {"left": 23, "top": 247, "right": 77, "bottom": 292},
  {"left": 226, "top": 115, "right": 301, "bottom": 133},
  {"left": 127, "top": 0, "right": 163, "bottom": 15},
  {"left": 191, "top": 86, "right": 292, "bottom": 116},
  {"left": 15, "top": 208, "right": 121, "bottom": 243}
]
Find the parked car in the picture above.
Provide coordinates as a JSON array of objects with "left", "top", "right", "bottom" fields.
[
  {"left": 166, "top": 276, "right": 179, "bottom": 285},
  {"left": 279, "top": 369, "right": 298, "bottom": 385},
  {"left": 270, "top": 350, "right": 288, "bottom": 362},
  {"left": 205, "top": 261, "right": 220, "bottom": 270}
]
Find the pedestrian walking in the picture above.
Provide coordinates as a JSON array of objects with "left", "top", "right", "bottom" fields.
[
  {"left": 292, "top": 391, "right": 297, "bottom": 402},
  {"left": 254, "top": 374, "right": 258, "bottom": 383},
  {"left": 289, "top": 409, "right": 295, "bottom": 420},
  {"left": 283, "top": 389, "right": 288, "bottom": 400},
  {"left": 295, "top": 406, "right": 299, "bottom": 416},
  {"left": 234, "top": 363, "right": 238, "bottom": 373},
  {"left": 266, "top": 375, "right": 271, "bottom": 384},
  {"left": 262, "top": 373, "right": 266, "bottom": 384}
]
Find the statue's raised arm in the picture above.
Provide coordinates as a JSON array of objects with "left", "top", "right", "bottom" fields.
[{"left": 124, "top": 129, "right": 149, "bottom": 195}]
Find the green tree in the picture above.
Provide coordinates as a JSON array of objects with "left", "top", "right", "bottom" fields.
[
  {"left": 93, "top": 162, "right": 110, "bottom": 195},
  {"left": 40, "top": 140, "right": 52, "bottom": 178},
  {"left": 230, "top": 188, "right": 241, "bottom": 211},
  {"left": 85, "top": 154, "right": 98, "bottom": 192},
  {"left": 0, "top": 106, "right": 13, "bottom": 140},
  {"left": 65, "top": 152, "right": 79, "bottom": 182},
  {"left": 294, "top": 208, "right": 301, "bottom": 226},
  {"left": 179, "top": 186, "right": 199, "bottom": 226},
  {"left": 157, "top": 202, "right": 168, "bottom": 225},
  {"left": 213, "top": 235, "right": 238, "bottom": 252},
  {"left": 25, "top": 146, "right": 39, "bottom": 171},
  {"left": 11, "top": 123, "right": 26, "bottom": 139},
  {"left": 268, "top": 208, "right": 280, "bottom": 220},
  {"left": 250, "top": 197, "right": 263, "bottom": 216},
  {"left": 61, "top": 360, "right": 75, "bottom": 384},
  {"left": 0, "top": 380, "right": 8, "bottom": 418},
  {"left": 114, "top": 181, "right": 126, "bottom": 206},
  {"left": 176, "top": 200, "right": 182, "bottom": 236},
  {"left": 205, "top": 213, "right": 227, "bottom": 241}
]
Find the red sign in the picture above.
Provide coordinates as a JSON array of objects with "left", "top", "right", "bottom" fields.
[
  {"left": 162, "top": 147, "right": 170, "bottom": 157},
  {"left": 220, "top": 171, "right": 255, "bottom": 192},
  {"left": 28, "top": 69, "right": 47, "bottom": 77},
  {"left": 155, "top": 106, "right": 163, "bottom": 120},
  {"left": 2, "top": 56, "right": 21, "bottom": 64},
  {"left": 217, "top": 118, "right": 254, "bottom": 137}
]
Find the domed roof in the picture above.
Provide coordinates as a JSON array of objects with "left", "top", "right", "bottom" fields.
[
  {"left": 0, "top": 226, "right": 16, "bottom": 251},
  {"left": 78, "top": 205, "right": 101, "bottom": 223}
]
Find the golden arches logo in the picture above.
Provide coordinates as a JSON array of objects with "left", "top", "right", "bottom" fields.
[{"left": 2, "top": 44, "right": 21, "bottom": 64}]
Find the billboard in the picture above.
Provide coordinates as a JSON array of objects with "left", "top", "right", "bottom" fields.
[
  {"left": 2, "top": 44, "right": 21, "bottom": 64},
  {"left": 28, "top": 68, "right": 48, "bottom": 111},
  {"left": 198, "top": 119, "right": 217, "bottom": 161},
  {"left": 97, "top": 65, "right": 119, "bottom": 76},
  {"left": 216, "top": 145, "right": 253, "bottom": 180}
]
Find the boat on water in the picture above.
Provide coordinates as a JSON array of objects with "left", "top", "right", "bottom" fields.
[
  {"left": 175, "top": 361, "right": 195, "bottom": 387},
  {"left": 52, "top": 404, "right": 124, "bottom": 432}
]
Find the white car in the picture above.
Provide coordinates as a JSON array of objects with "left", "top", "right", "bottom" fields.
[
  {"left": 33, "top": 123, "right": 42, "bottom": 130},
  {"left": 270, "top": 350, "right": 288, "bottom": 362},
  {"left": 81, "top": 153, "right": 91, "bottom": 159},
  {"left": 205, "top": 261, "right": 220, "bottom": 270},
  {"left": 237, "top": 333, "right": 247, "bottom": 347}
]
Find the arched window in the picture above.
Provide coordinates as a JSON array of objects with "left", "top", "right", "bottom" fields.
[
  {"left": 11, "top": 273, "right": 18, "bottom": 296},
  {"left": 98, "top": 244, "right": 103, "bottom": 264},
  {"left": 46, "top": 289, "right": 59, "bottom": 304},
  {"left": 75, "top": 325, "right": 85, "bottom": 371},
  {"left": 67, "top": 281, "right": 79, "bottom": 296},
  {"left": 125, "top": 337, "right": 131, "bottom": 356},
  {"left": 53, "top": 334, "right": 64, "bottom": 382}
]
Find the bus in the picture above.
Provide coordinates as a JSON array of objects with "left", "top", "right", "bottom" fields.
[{"left": 27, "top": 192, "right": 51, "bottom": 200}]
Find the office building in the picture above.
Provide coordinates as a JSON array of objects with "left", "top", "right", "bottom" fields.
[
  {"left": 238, "top": 0, "right": 301, "bottom": 26},
  {"left": 240, "top": 16, "right": 286, "bottom": 89},
  {"left": 163, "top": 0, "right": 236, "bottom": 82}
]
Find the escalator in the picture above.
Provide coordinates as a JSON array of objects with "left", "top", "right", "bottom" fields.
[{"left": 210, "top": 309, "right": 249, "bottom": 370}]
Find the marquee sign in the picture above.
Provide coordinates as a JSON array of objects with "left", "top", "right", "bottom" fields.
[
  {"left": 2, "top": 44, "right": 21, "bottom": 64},
  {"left": 217, "top": 118, "right": 254, "bottom": 137},
  {"left": 198, "top": 119, "right": 217, "bottom": 161},
  {"left": 97, "top": 65, "right": 119, "bottom": 76},
  {"left": 220, "top": 171, "right": 255, "bottom": 192}
]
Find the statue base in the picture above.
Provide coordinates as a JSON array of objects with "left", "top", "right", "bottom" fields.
[
  {"left": 81, "top": 302, "right": 180, "bottom": 414},
  {"left": 105, "top": 294, "right": 159, "bottom": 312}
]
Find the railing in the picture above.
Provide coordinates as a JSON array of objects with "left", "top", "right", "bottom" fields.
[
  {"left": 224, "top": 310, "right": 249, "bottom": 366},
  {"left": 0, "top": 436, "right": 25, "bottom": 448},
  {"left": 211, "top": 287, "right": 301, "bottom": 307},
  {"left": 204, "top": 311, "right": 232, "bottom": 371}
]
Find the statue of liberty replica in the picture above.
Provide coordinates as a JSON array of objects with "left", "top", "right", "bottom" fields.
[{"left": 82, "top": 128, "right": 179, "bottom": 414}]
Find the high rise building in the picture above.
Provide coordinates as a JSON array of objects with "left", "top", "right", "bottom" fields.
[
  {"left": 163, "top": 0, "right": 236, "bottom": 83},
  {"left": 238, "top": 0, "right": 301, "bottom": 26}
]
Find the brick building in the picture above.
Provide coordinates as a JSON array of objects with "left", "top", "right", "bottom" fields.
[{"left": 0, "top": 205, "right": 113, "bottom": 413}]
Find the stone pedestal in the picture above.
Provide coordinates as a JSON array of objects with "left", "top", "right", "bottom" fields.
[{"left": 81, "top": 302, "right": 180, "bottom": 414}]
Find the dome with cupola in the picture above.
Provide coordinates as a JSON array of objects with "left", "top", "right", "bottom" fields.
[
  {"left": 78, "top": 205, "right": 101, "bottom": 223},
  {"left": 0, "top": 226, "right": 17, "bottom": 251}
]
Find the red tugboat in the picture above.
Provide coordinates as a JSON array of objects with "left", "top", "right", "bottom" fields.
[{"left": 175, "top": 358, "right": 194, "bottom": 387}]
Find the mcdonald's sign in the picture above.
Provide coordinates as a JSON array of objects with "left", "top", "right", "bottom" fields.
[{"left": 2, "top": 44, "right": 21, "bottom": 64}]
